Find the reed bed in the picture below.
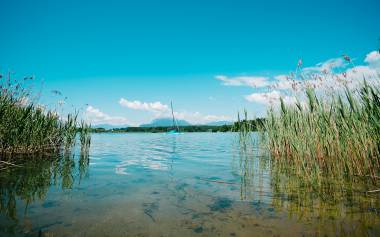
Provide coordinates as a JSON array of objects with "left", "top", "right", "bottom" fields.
[
  {"left": 233, "top": 137, "right": 379, "bottom": 231},
  {"left": 0, "top": 73, "right": 91, "bottom": 155},
  {"left": 79, "top": 120, "right": 91, "bottom": 152},
  {"left": 235, "top": 52, "right": 380, "bottom": 188},
  {"left": 262, "top": 81, "right": 380, "bottom": 185}
]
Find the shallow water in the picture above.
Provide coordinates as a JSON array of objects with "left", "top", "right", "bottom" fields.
[{"left": 0, "top": 133, "right": 379, "bottom": 237}]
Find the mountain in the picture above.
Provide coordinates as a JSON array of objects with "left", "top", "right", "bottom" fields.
[
  {"left": 204, "top": 121, "right": 233, "bottom": 126},
  {"left": 92, "top": 124, "right": 129, "bottom": 129},
  {"left": 92, "top": 119, "right": 233, "bottom": 129},
  {"left": 140, "top": 118, "right": 191, "bottom": 127}
]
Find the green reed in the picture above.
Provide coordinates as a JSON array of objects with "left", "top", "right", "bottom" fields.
[
  {"left": 264, "top": 81, "right": 380, "bottom": 184},
  {"left": 79, "top": 120, "right": 91, "bottom": 152},
  {"left": 269, "top": 144, "right": 379, "bottom": 235},
  {"left": 234, "top": 138, "right": 379, "bottom": 235},
  {"left": 0, "top": 73, "right": 90, "bottom": 154}
]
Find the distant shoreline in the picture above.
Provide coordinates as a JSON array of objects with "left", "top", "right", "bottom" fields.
[
  {"left": 90, "top": 125, "right": 233, "bottom": 133},
  {"left": 91, "top": 119, "right": 265, "bottom": 133}
]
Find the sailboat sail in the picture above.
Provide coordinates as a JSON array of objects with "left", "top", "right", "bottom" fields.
[{"left": 169, "top": 101, "right": 180, "bottom": 133}]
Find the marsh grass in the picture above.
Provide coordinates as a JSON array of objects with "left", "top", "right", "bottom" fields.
[
  {"left": 234, "top": 138, "right": 379, "bottom": 231},
  {"left": 234, "top": 110, "right": 265, "bottom": 141},
  {"left": 236, "top": 54, "right": 380, "bottom": 192},
  {"left": 79, "top": 120, "right": 91, "bottom": 152},
  {"left": 263, "top": 82, "right": 380, "bottom": 186},
  {"left": 234, "top": 125, "right": 379, "bottom": 236},
  {"left": 0, "top": 72, "right": 90, "bottom": 155}
]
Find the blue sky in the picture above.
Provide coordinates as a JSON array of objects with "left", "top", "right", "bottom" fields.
[{"left": 1, "top": 0, "right": 379, "bottom": 125}]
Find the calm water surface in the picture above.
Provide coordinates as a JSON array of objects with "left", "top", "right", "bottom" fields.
[{"left": 0, "top": 133, "right": 379, "bottom": 236}]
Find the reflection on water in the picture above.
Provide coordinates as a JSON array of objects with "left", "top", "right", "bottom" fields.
[
  {"left": 0, "top": 151, "right": 90, "bottom": 220},
  {"left": 239, "top": 135, "right": 380, "bottom": 236},
  {"left": 0, "top": 133, "right": 379, "bottom": 237}
]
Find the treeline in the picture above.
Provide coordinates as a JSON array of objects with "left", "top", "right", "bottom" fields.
[
  {"left": 91, "top": 125, "right": 231, "bottom": 133},
  {"left": 232, "top": 118, "right": 266, "bottom": 132},
  {"left": 90, "top": 119, "right": 266, "bottom": 133}
]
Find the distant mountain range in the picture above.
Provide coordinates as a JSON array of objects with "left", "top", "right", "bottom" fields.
[
  {"left": 203, "top": 120, "right": 233, "bottom": 126},
  {"left": 140, "top": 118, "right": 191, "bottom": 127},
  {"left": 139, "top": 118, "right": 233, "bottom": 127},
  {"left": 92, "top": 118, "right": 233, "bottom": 129},
  {"left": 92, "top": 124, "right": 129, "bottom": 129}
]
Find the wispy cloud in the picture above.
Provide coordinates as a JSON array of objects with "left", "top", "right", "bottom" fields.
[
  {"left": 215, "top": 75, "right": 270, "bottom": 88},
  {"left": 365, "top": 51, "right": 380, "bottom": 69},
  {"left": 245, "top": 90, "right": 297, "bottom": 105},
  {"left": 119, "top": 98, "right": 232, "bottom": 125},
  {"left": 303, "top": 57, "right": 347, "bottom": 73},
  {"left": 169, "top": 111, "right": 232, "bottom": 125},
  {"left": 119, "top": 98, "right": 169, "bottom": 113},
  {"left": 85, "top": 105, "right": 132, "bottom": 126},
  {"left": 217, "top": 50, "right": 380, "bottom": 106}
]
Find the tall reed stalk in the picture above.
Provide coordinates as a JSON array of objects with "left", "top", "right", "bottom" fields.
[
  {"left": 0, "top": 72, "right": 90, "bottom": 155},
  {"left": 264, "top": 81, "right": 380, "bottom": 184},
  {"left": 79, "top": 120, "right": 91, "bottom": 152}
]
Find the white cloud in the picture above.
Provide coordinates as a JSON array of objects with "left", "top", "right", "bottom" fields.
[
  {"left": 119, "top": 98, "right": 231, "bottom": 125},
  {"left": 85, "top": 106, "right": 132, "bottom": 126},
  {"left": 215, "top": 75, "right": 270, "bottom": 88},
  {"left": 364, "top": 51, "right": 380, "bottom": 69},
  {"left": 148, "top": 109, "right": 232, "bottom": 125},
  {"left": 119, "top": 98, "right": 169, "bottom": 113},
  {"left": 220, "top": 50, "right": 380, "bottom": 110},
  {"left": 272, "top": 75, "right": 293, "bottom": 90},
  {"left": 245, "top": 90, "right": 297, "bottom": 105},
  {"left": 345, "top": 65, "right": 379, "bottom": 81},
  {"left": 171, "top": 111, "right": 232, "bottom": 124},
  {"left": 303, "top": 57, "right": 347, "bottom": 73}
]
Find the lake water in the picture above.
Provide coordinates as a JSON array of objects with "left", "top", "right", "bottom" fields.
[{"left": 0, "top": 133, "right": 379, "bottom": 237}]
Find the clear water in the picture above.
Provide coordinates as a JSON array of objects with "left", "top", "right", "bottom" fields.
[{"left": 0, "top": 133, "right": 379, "bottom": 237}]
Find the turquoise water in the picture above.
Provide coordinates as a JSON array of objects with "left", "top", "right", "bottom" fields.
[{"left": 0, "top": 133, "right": 379, "bottom": 237}]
